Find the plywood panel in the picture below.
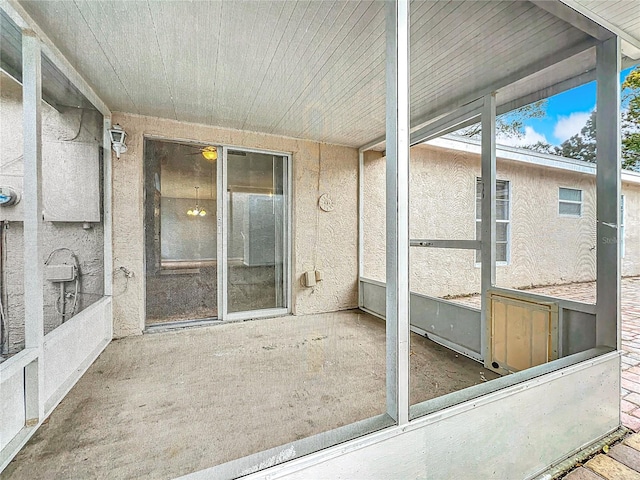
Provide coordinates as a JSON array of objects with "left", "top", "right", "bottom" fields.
[{"left": 490, "top": 294, "right": 557, "bottom": 374}]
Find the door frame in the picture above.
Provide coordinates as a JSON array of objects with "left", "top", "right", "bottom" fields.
[
  {"left": 219, "top": 145, "right": 293, "bottom": 322},
  {"left": 142, "top": 135, "right": 292, "bottom": 327}
]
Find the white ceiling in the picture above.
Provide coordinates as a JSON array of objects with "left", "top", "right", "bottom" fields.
[
  {"left": 16, "top": 0, "right": 627, "bottom": 148},
  {"left": 569, "top": 0, "right": 640, "bottom": 58}
]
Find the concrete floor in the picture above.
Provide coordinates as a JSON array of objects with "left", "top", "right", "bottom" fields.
[{"left": 4, "top": 310, "right": 494, "bottom": 480}]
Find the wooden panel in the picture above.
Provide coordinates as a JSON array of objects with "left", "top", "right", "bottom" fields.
[
  {"left": 489, "top": 293, "right": 557, "bottom": 374},
  {"left": 492, "top": 301, "right": 507, "bottom": 365}
]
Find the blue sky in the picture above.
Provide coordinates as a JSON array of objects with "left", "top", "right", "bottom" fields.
[{"left": 500, "top": 67, "right": 634, "bottom": 147}]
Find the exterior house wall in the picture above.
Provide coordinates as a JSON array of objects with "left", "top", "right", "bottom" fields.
[
  {"left": 111, "top": 113, "right": 359, "bottom": 338},
  {"left": 0, "top": 73, "right": 104, "bottom": 355},
  {"left": 364, "top": 143, "right": 639, "bottom": 298}
]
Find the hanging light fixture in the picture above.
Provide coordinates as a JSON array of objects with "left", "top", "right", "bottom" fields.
[{"left": 187, "top": 186, "right": 206, "bottom": 217}]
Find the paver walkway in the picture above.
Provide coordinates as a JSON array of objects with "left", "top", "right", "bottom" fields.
[
  {"left": 450, "top": 276, "right": 640, "bottom": 431},
  {"left": 564, "top": 432, "right": 640, "bottom": 480}
]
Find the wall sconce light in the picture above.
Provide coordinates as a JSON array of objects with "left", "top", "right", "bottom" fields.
[
  {"left": 109, "top": 124, "right": 128, "bottom": 158},
  {"left": 187, "top": 186, "right": 206, "bottom": 217}
]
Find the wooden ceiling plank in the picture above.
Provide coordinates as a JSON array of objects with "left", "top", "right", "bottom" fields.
[{"left": 268, "top": 1, "right": 380, "bottom": 133}]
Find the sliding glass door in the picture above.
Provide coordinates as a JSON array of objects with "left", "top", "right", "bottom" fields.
[
  {"left": 222, "top": 148, "right": 289, "bottom": 317},
  {"left": 144, "top": 140, "right": 289, "bottom": 326}
]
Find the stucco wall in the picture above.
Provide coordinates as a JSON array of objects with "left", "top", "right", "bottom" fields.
[
  {"left": 364, "top": 144, "right": 639, "bottom": 298},
  {"left": 111, "top": 113, "right": 358, "bottom": 338},
  {"left": 0, "top": 73, "right": 105, "bottom": 354}
]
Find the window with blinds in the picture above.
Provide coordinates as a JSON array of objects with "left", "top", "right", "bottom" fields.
[{"left": 558, "top": 187, "right": 582, "bottom": 217}]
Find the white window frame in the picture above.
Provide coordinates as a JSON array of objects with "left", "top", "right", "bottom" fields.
[
  {"left": 558, "top": 187, "right": 583, "bottom": 217},
  {"left": 475, "top": 177, "right": 510, "bottom": 265}
]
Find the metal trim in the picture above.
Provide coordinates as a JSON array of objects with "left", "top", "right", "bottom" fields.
[
  {"left": 385, "top": 0, "right": 410, "bottom": 426},
  {"left": 595, "top": 36, "right": 622, "bottom": 349}
]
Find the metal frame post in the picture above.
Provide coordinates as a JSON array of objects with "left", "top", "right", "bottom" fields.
[
  {"left": 480, "top": 93, "right": 497, "bottom": 367},
  {"left": 595, "top": 37, "right": 621, "bottom": 349},
  {"left": 385, "top": 0, "right": 410, "bottom": 425},
  {"left": 358, "top": 150, "right": 364, "bottom": 307},
  {"left": 22, "top": 30, "right": 44, "bottom": 423},
  {"left": 103, "top": 116, "right": 113, "bottom": 299}
]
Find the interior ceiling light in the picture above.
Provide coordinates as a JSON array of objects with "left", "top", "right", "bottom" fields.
[
  {"left": 187, "top": 186, "right": 206, "bottom": 217},
  {"left": 201, "top": 146, "right": 217, "bottom": 161}
]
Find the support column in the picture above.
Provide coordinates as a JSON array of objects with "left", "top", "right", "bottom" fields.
[
  {"left": 103, "top": 116, "right": 113, "bottom": 299},
  {"left": 358, "top": 150, "right": 364, "bottom": 307},
  {"left": 596, "top": 37, "right": 621, "bottom": 350},
  {"left": 480, "top": 93, "right": 496, "bottom": 367},
  {"left": 385, "top": 0, "right": 410, "bottom": 425},
  {"left": 22, "top": 30, "right": 44, "bottom": 423}
]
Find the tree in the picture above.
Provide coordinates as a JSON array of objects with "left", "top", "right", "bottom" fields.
[
  {"left": 525, "top": 66, "right": 640, "bottom": 171},
  {"left": 622, "top": 67, "right": 640, "bottom": 170},
  {"left": 553, "top": 111, "right": 596, "bottom": 163},
  {"left": 460, "top": 100, "right": 548, "bottom": 139}
]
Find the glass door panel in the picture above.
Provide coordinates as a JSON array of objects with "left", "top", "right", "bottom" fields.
[
  {"left": 144, "top": 139, "right": 219, "bottom": 325},
  {"left": 226, "top": 150, "right": 287, "bottom": 314}
]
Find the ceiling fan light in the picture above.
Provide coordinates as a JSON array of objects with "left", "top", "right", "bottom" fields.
[
  {"left": 199, "top": 209, "right": 206, "bottom": 216},
  {"left": 202, "top": 147, "right": 217, "bottom": 161}
]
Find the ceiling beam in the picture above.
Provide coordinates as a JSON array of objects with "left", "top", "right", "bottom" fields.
[
  {"left": 360, "top": 36, "right": 598, "bottom": 151},
  {"left": 530, "top": 1, "right": 614, "bottom": 41},
  {"left": 558, "top": 0, "right": 640, "bottom": 60},
  {"left": 497, "top": 69, "right": 595, "bottom": 116}
]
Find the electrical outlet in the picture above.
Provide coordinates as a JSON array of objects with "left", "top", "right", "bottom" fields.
[{"left": 303, "top": 271, "right": 316, "bottom": 287}]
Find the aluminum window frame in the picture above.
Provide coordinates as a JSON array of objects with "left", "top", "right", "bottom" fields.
[
  {"left": 475, "top": 177, "right": 511, "bottom": 265},
  {"left": 558, "top": 186, "right": 584, "bottom": 217}
]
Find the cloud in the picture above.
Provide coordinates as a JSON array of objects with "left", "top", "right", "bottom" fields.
[
  {"left": 553, "top": 112, "right": 591, "bottom": 142},
  {"left": 497, "top": 126, "right": 548, "bottom": 147}
]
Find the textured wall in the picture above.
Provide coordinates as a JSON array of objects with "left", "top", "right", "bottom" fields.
[
  {"left": 111, "top": 113, "right": 359, "bottom": 338},
  {"left": 0, "top": 73, "right": 105, "bottom": 354},
  {"left": 364, "top": 144, "right": 640, "bottom": 298}
]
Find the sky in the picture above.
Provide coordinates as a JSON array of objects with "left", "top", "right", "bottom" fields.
[{"left": 497, "top": 67, "right": 635, "bottom": 148}]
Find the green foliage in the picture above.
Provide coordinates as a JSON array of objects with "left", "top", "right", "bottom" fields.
[
  {"left": 526, "top": 67, "right": 640, "bottom": 171},
  {"left": 553, "top": 111, "right": 597, "bottom": 163},
  {"left": 622, "top": 67, "right": 640, "bottom": 170},
  {"left": 460, "top": 67, "right": 640, "bottom": 171},
  {"left": 461, "top": 100, "right": 547, "bottom": 138}
]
